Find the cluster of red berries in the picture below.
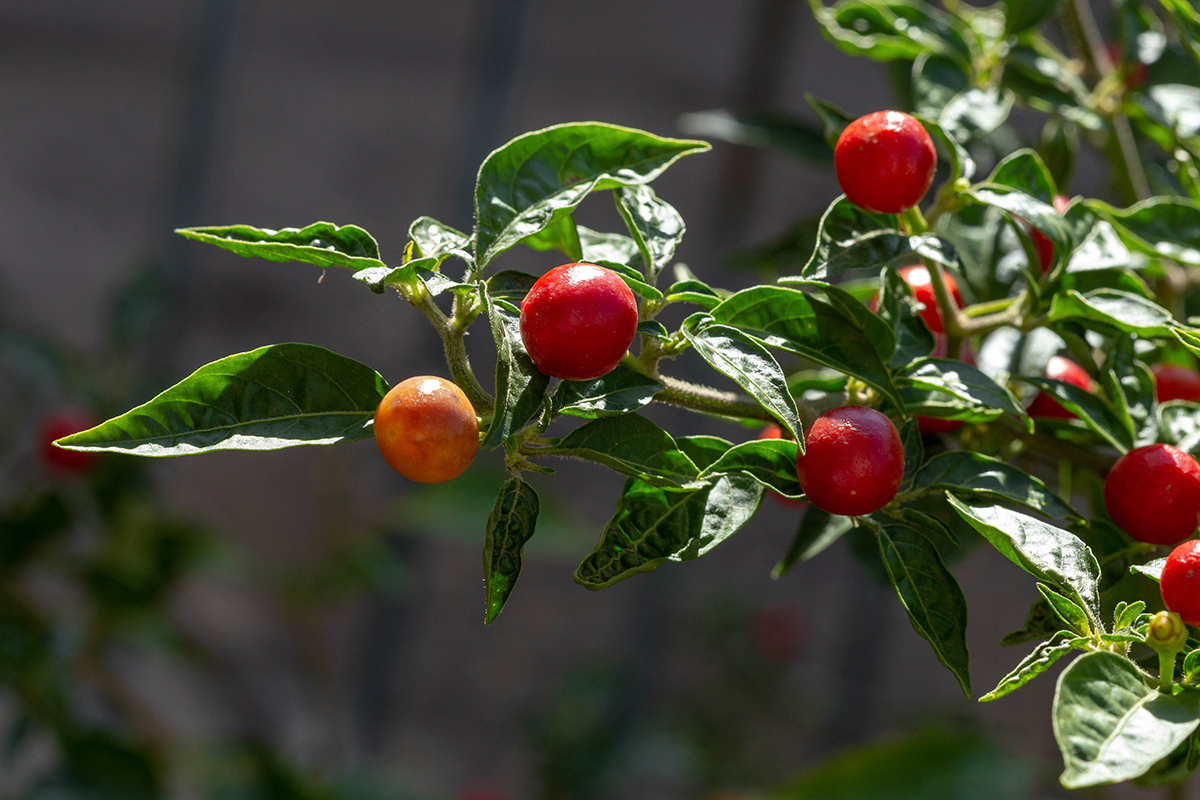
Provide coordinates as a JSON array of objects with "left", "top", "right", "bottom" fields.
[{"left": 374, "top": 262, "right": 639, "bottom": 484}]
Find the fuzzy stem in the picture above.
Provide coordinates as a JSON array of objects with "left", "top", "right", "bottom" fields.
[
  {"left": 1160, "top": 648, "right": 1178, "bottom": 693},
  {"left": 654, "top": 374, "right": 782, "bottom": 423},
  {"left": 405, "top": 282, "right": 494, "bottom": 415}
]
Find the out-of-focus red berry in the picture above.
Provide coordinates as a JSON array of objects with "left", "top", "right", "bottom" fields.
[
  {"left": 38, "top": 409, "right": 99, "bottom": 473},
  {"left": 1025, "top": 194, "right": 1070, "bottom": 275},
  {"left": 1027, "top": 356, "right": 1094, "bottom": 419},
  {"left": 1154, "top": 364, "right": 1200, "bottom": 403},
  {"left": 751, "top": 606, "right": 806, "bottom": 662}
]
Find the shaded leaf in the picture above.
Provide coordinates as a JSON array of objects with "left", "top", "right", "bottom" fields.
[
  {"left": 773, "top": 508, "right": 853, "bottom": 578},
  {"left": 483, "top": 478, "right": 540, "bottom": 624},
  {"left": 482, "top": 292, "right": 551, "bottom": 449},
  {"left": 980, "top": 630, "right": 1080, "bottom": 702},
  {"left": 615, "top": 184, "right": 685, "bottom": 280},
  {"left": 701, "top": 438, "right": 802, "bottom": 498},
  {"left": 551, "top": 365, "right": 663, "bottom": 418},
  {"left": 549, "top": 414, "right": 699, "bottom": 487},
  {"left": 1021, "top": 376, "right": 1133, "bottom": 452},
  {"left": 876, "top": 523, "right": 972, "bottom": 696},
  {"left": 913, "top": 451, "right": 1077, "bottom": 518}
]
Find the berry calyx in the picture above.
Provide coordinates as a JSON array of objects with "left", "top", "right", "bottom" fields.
[
  {"left": 796, "top": 405, "right": 904, "bottom": 516},
  {"left": 40, "top": 409, "right": 100, "bottom": 473},
  {"left": 759, "top": 424, "right": 807, "bottom": 507},
  {"left": 1153, "top": 364, "right": 1200, "bottom": 403},
  {"left": 374, "top": 376, "right": 479, "bottom": 484},
  {"left": 519, "top": 263, "right": 638, "bottom": 381},
  {"left": 1027, "top": 355, "right": 1094, "bottom": 419},
  {"left": 1104, "top": 444, "right": 1200, "bottom": 545},
  {"left": 834, "top": 111, "right": 937, "bottom": 214},
  {"left": 1161, "top": 540, "right": 1200, "bottom": 626}
]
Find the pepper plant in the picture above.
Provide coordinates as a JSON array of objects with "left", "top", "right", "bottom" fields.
[{"left": 52, "top": 0, "right": 1200, "bottom": 788}]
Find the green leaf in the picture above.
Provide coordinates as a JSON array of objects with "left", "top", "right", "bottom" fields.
[
  {"left": 876, "top": 523, "right": 972, "bottom": 697},
  {"left": 56, "top": 344, "right": 388, "bottom": 456},
  {"left": 987, "top": 150, "right": 1055, "bottom": 203},
  {"left": 664, "top": 279, "right": 722, "bottom": 310},
  {"left": 409, "top": 216, "right": 472, "bottom": 260},
  {"left": 1115, "top": 600, "right": 1146, "bottom": 632},
  {"left": 810, "top": 0, "right": 970, "bottom": 64},
  {"left": 947, "top": 495, "right": 1101, "bottom": 626},
  {"left": 898, "top": 357, "right": 1028, "bottom": 421},
  {"left": 573, "top": 474, "right": 762, "bottom": 588},
  {"left": 936, "top": 90, "right": 1014, "bottom": 147},
  {"left": 1054, "top": 651, "right": 1200, "bottom": 788},
  {"left": 980, "top": 630, "right": 1080, "bottom": 702},
  {"left": 681, "top": 322, "right": 803, "bottom": 443},
  {"left": 1095, "top": 197, "right": 1200, "bottom": 266},
  {"left": 877, "top": 267, "right": 937, "bottom": 368},
  {"left": 1037, "top": 583, "right": 1091, "bottom": 635},
  {"left": 675, "top": 434, "right": 733, "bottom": 470},
  {"left": 1159, "top": 401, "right": 1200, "bottom": 451},
  {"left": 774, "top": 725, "right": 1036, "bottom": 799},
  {"left": 898, "top": 417, "right": 924, "bottom": 493},
  {"left": 483, "top": 478, "right": 540, "bottom": 625},
  {"left": 913, "top": 451, "right": 1077, "bottom": 518},
  {"left": 1002, "top": 46, "right": 1101, "bottom": 130},
  {"left": 806, "top": 94, "right": 854, "bottom": 148},
  {"left": 520, "top": 213, "right": 583, "bottom": 261},
  {"left": 1049, "top": 289, "right": 1180, "bottom": 337},
  {"left": 710, "top": 285, "right": 901, "bottom": 406},
  {"left": 551, "top": 365, "right": 663, "bottom": 419},
  {"left": 176, "top": 221, "right": 385, "bottom": 271},
  {"left": 1103, "top": 347, "right": 1157, "bottom": 447},
  {"left": 549, "top": 414, "right": 699, "bottom": 487},
  {"left": 969, "top": 186, "right": 1072, "bottom": 260},
  {"left": 636, "top": 320, "right": 669, "bottom": 340},
  {"left": 1004, "top": 0, "right": 1062, "bottom": 35},
  {"left": 473, "top": 122, "right": 708, "bottom": 268},
  {"left": 1039, "top": 115, "right": 1078, "bottom": 190},
  {"left": 592, "top": 259, "right": 663, "bottom": 302},
  {"left": 351, "top": 257, "right": 440, "bottom": 294},
  {"left": 773, "top": 508, "right": 853, "bottom": 578},
  {"left": 482, "top": 291, "right": 551, "bottom": 449},
  {"left": 486, "top": 269, "right": 539, "bottom": 302},
  {"left": 615, "top": 184, "right": 685, "bottom": 280},
  {"left": 677, "top": 109, "right": 833, "bottom": 165},
  {"left": 798, "top": 197, "right": 953, "bottom": 280},
  {"left": 1021, "top": 376, "right": 1133, "bottom": 452},
  {"left": 1131, "top": 557, "right": 1167, "bottom": 582},
  {"left": 578, "top": 225, "right": 642, "bottom": 266},
  {"left": 701, "top": 438, "right": 802, "bottom": 498}
]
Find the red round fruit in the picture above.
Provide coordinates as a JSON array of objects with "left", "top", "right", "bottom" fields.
[
  {"left": 1027, "top": 356, "right": 1093, "bottom": 419},
  {"left": 1104, "top": 444, "right": 1200, "bottom": 545},
  {"left": 796, "top": 405, "right": 904, "bottom": 516},
  {"left": 898, "top": 265, "right": 964, "bottom": 335},
  {"left": 834, "top": 111, "right": 937, "bottom": 214},
  {"left": 1154, "top": 364, "right": 1200, "bottom": 403},
  {"left": 374, "top": 376, "right": 479, "bottom": 484},
  {"left": 759, "top": 424, "right": 807, "bottom": 507},
  {"left": 38, "top": 409, "right": 100, "bottom": 473},
  {"left": 519, "top": 263, "right": 638, "bottom": 381},
  {"left": 1161, "top": 540, "right": 1200, "bottom": 626},
  {"left": 917, "top": 416, "right": 963, "bottom": 435}
]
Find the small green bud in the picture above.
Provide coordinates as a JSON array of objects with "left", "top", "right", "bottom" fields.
[{"left": 1147, "top": 611, "right": 1188, "bottom": 653}]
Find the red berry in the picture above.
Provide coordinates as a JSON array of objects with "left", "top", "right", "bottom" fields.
[
  {"left": 374, "top": 377, "right": 479, "bottom": 483},
  {"left": 759, "top": 425, "right": 807, "bottom": 507},
  {"left": 796, "top": 406, "right": 904, "bottom": 516},
  {"left": 834, "top": 111, "right": 937, "bottom": 214},
  {"left": 1161, "top": 540, "right": 1200, "bottom": 625},
  {"left": 1104, "top": 444, "right": 1200, "bottom": 545},
  {"left": 38, "top": 409, "right": 100, "bottom": 473},
  {"left": 1027, "top": 356, "right": 1093, "bottom": 419},
  {"left": 1154, "top": 364, "right": 1200, "bottom": 403},
  {"left": 869, "top": 265, "right": 963, "bottom": 335},
  {"left": 750, "top": 606, "right": 806, "bottom": 662},
  {"left": 519, "top": 263, "right": 638, "bottom": 381}
]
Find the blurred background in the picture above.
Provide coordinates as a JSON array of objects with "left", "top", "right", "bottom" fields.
[{"left": 0, "top": 0, "right": 1159, "bottom": 797}]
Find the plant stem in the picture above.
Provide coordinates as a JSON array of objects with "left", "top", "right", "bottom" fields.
[
  {"left": 405, "top": 282, "right": 495, "bottom": 415},
  {"left": 654, "top": 374, "right": 785, "bottom": 423},
  {"left": 1063, "top": 0, "right": 1151, "bottom": 201},
  {"left": 1160, "top": 648, "right": 1178, "bottom": 692}
]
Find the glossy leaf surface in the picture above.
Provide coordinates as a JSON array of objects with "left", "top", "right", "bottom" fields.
[
  {"left": 482, "top": 293, "right": 550, "bottom": 449},
  {"left": 177, "top": 222, "right": 385, "bottom": 271},
  {"left": 913, "top": 452, "right": 1076, "bottom": 518},
  {"left": 56, "top": 344, "right": 388, "bottom": 455},
  {"left": 473, "top": 122, "right": 708, "bottom": 267},
  {"left": 551, "top": 366, "right": 663, "bottom": 419}
]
